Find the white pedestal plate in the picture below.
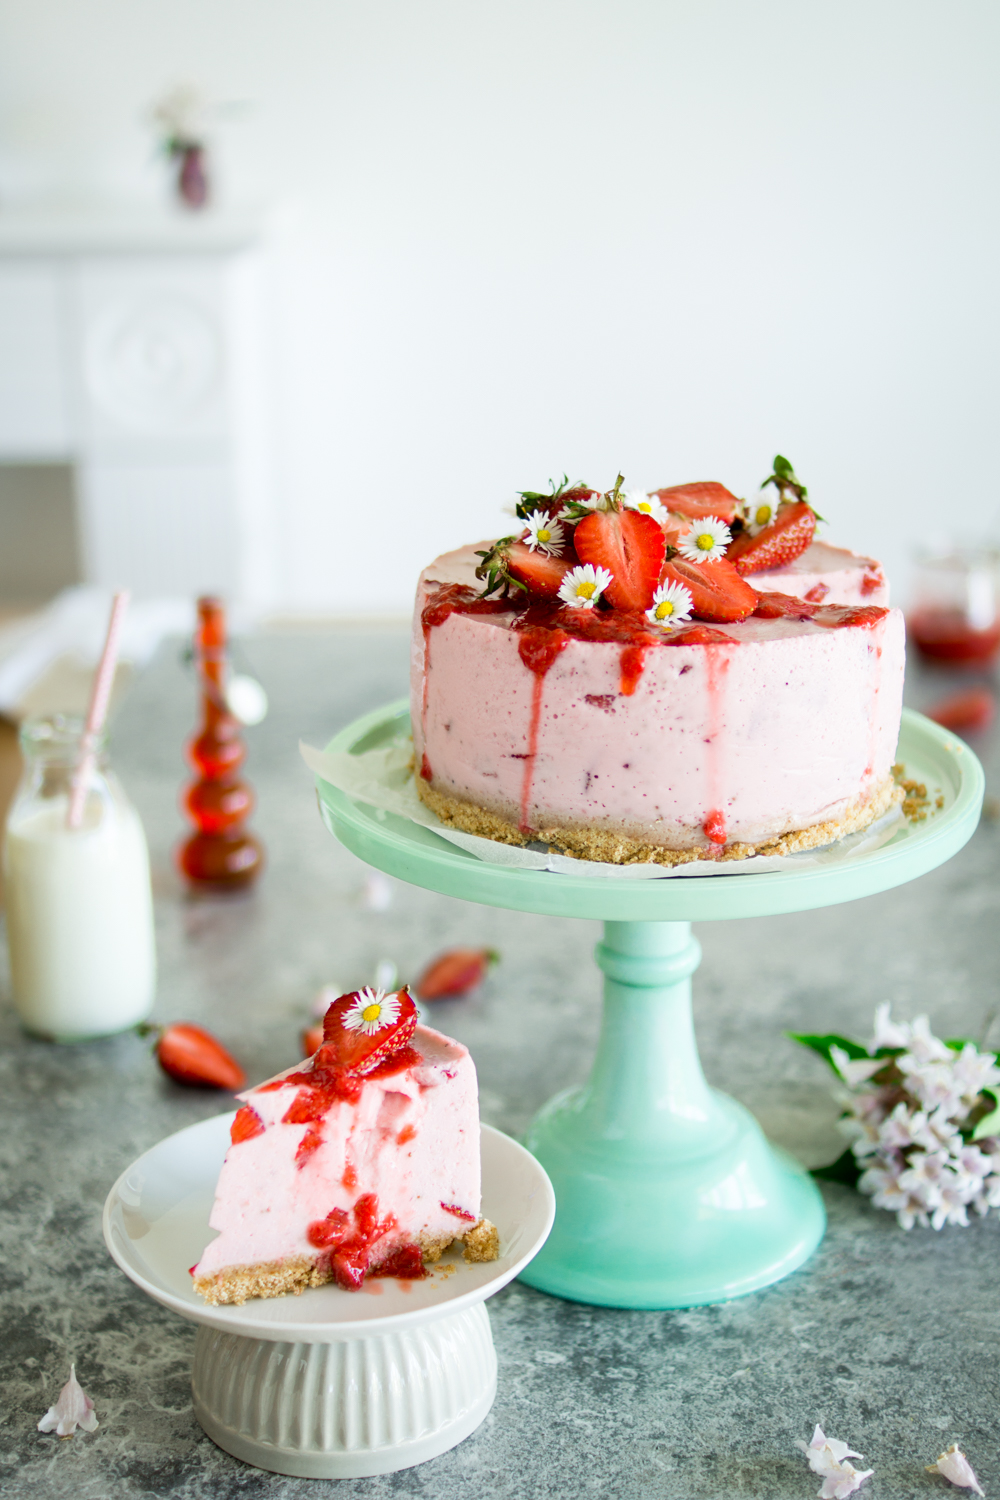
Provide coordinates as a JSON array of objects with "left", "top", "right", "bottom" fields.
[{"left": 104, "top": 1115, "right": 554, "bottom": 1478}]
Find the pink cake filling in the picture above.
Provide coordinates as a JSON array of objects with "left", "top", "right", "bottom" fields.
[{"left": 193, "top": 1023, "right": 481, "bottom": 1295}]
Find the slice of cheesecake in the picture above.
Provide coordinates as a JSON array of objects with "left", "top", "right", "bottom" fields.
[{"left": 193, "top": 987, "right": 498, "bottom": 1305}]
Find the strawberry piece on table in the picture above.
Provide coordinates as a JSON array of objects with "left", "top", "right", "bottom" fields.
[
  {"left": 659, "top": 557, "right": 757, "bottom": 623},
  {"left": 726, "top": 500, "right": 816, "bottom": 575},
  {"left": 157, "top": 1023, "right": 247, "bottom": 1090},
  {"left": 415, "top": 947, "right": 499, "bottom": 1001},
  {"left": 653, "top": 482, "right": 741, "bottom": 522},
  {"left": 926, "top": 686, "right": 996, "bottom": 734},
  {"left": 301, "top": 1024, "right": 324, "bottom": 1058},
  {"left": 506, "top": 541, "right": 574, "bottom": 599},
  {"left": 320, "top": 988, "right": 418, "bottom": 1074},
  {"left": 573, "top": 508, "right": 666, "bottom": 611}
]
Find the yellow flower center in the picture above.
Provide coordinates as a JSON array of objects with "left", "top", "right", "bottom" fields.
[
  {"left": 654, "top": 600, "right": 675, "bottom": 620},
  {"left": 638, "top": 501, "right": 652, "bottom": 513},
  {"left": 538, "top": 527, "right": 551, "bottom": 544},
  {"left": 576, "top": 581, "right": 597, "bottom": 599},
  {"left": 754, "top": 504, "right": 773, "bottom": 527},
  {"left": 362, "top": 1003, "right": 382, "bottom": 1023},
  {"left": 696, "top": 532, "right": 715, "bottom": 551}
]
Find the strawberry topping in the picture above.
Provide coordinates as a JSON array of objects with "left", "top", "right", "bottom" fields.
[
  {"left": 506, "top": 541, "right": 575, "bottom": 599},
  {"left": 573, "top": 508, "right": 665, "bottom": 611},
  {"left": 753, "top": 592, "right": 888, "bottom": 629},
  {"left": 370, "top": 1243, "right": 427, "bottom": 1280},
  {"left": 653, "top": 482, "right": 741, "bottom": 522},
  {"left": 659, "top": 557, "right": 757, "bottom": 623},
  {"left": 321, "top": 988, "right": 418, "bottom": 1075},
  {"left": 726, "top": 500, "right": 816, "bottom": 575}
]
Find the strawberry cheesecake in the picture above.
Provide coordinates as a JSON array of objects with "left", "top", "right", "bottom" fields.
[
  {"left": 193, "top": 987, "right": 498, "bottom": 1305},
  {"left": 411, "top": 460, "right": 905, "bottom": 865}
]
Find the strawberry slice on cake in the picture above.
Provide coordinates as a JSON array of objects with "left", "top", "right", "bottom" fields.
[{"left": 192, "top": 987, "right": 498, "bottom": 1305}]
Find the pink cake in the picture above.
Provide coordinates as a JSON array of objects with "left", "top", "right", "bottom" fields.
[
  {"left": 410, "top": 467, "right": 904, "bottom": 865},
  {"left": 757, "top": 540, "right": 888, "bottom": 607},
  {"left": 193, "top": 988, "right": 498, "bottom": 1304}
]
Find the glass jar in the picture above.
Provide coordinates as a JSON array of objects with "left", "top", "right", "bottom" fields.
[
  {"left": 909, "top": 549, "right": 1000, "bottom": 666},
  {"left": 3, "top": 715, "right": 156, "bottom": 1040}
]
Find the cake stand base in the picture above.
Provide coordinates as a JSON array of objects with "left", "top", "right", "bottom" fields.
[
  {"left": 191, "top": 1302, "right": 497, "bottom": 1479},
  {"left": 518, "top": 920, "right": 826, "bottom": 1309}
]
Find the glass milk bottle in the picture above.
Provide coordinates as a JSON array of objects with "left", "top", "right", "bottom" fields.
[{"left": 3, "top": 715, "right": 156, "bottom": 1040}]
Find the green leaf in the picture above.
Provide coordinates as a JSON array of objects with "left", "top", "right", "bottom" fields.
[
  {"left": 973, "top": 1089, "right": 1000, "bottom": 1141},
  {"left": 786, "top": 1031, "right": 868, "bottom": 1072},
  {"left": 773, "top": 454, "right": 794, "bottom": 477},
  {"left": 945, "top": 1037, "right": 977, "bottom": 1052},
  {"left": 811, "top": 1147, "right": 862, "bottom": 1187}
]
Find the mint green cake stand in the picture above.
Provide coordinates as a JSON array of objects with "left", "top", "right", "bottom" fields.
[{"left": 315, "top": 704, "right": 983, "bottom": 1310}]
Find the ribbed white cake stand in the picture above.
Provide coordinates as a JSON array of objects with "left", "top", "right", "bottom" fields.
[{"left": 103, "top": 1115, "right": 554, "bottom": 1478}]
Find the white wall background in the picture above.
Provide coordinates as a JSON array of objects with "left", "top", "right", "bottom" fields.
[{"left": 1, "top": 0, "right": 998, "bottom": 612}]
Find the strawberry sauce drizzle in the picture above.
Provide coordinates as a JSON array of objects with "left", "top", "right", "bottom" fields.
[
  {"left": 753, "top": 593, "right": 888, "bottom": 629},
  {"left": 513, "top": 620, "right": 571, "bottom": 832},
  {"left": 703, "top": 646, "right": 732, "bottom": 848}
]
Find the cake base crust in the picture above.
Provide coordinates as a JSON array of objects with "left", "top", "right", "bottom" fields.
[
  {"left": 416, "top": 775, "right": 903, "bottom": 867},
  {"left": 194, "top": 1219, "right": 500, "bottom": 1306}
]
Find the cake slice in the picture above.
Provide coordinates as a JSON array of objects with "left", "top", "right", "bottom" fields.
[{"left": 193, "top": 987, "right": 498, "bottom": 1305}]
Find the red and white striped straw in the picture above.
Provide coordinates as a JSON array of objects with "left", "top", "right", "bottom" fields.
[{"left": 66, "top": 590, "right": 131, "bottom": 831}]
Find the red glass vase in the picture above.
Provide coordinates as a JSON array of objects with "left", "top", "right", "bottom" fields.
[{"left": 178, "top": 597, "right": 264, "bottom": 889}]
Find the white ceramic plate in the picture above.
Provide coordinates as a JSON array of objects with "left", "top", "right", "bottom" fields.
[{"left": 104, "top": 1116, "right": 555, "bottom": 1340}]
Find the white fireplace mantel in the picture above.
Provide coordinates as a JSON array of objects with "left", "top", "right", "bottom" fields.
[{"left": 0, "top": 205, "right": 276, "bottom": 605}]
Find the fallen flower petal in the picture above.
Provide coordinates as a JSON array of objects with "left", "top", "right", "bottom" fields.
[
  {"left": 927, "top": 1443, "right": 984, "bottom": 1495},
  {"left": 819, "top": 1462, "right": 874, "bottom": 1499},
  {"left": 38, "top": 1365, "right": 98, "bottom": 1437},
  {"left": 797, "top": 1425, "right": 864, "bottom": 1474}
]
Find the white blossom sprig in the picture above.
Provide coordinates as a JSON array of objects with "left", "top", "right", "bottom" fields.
[{"left": 791, "top": 1005, "right": 1000, "bottom": 1230}]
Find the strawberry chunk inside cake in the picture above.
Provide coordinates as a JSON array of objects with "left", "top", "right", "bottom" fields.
[{"left": 193, "top": 987, "right": 498, "bottom": 1305}]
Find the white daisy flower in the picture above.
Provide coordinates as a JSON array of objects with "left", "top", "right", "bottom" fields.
[
  {"left": 557, "top": 563, "right": 613, "bottom": 609},
  {"left": 646, "top": 579, "right": 694, "bottom": 631},
  {"left": 523, "top": 509, "right": 566, "bottom": 556},
  {"left": 742, "top": 490, "right": 783, "bottom": 535},
  {"left": 677, "top": 515, "right": 732, "bottom": 564},
  {"left": 342, "top": 987, "right": 401, "bottom": 1035},
  {"left": 622, "top": 488, "right": 668, "bottom": 525}
]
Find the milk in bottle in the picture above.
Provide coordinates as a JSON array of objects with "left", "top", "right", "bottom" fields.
[{"left": 3, "top": 715, "right": 156, "bottom": 1040}]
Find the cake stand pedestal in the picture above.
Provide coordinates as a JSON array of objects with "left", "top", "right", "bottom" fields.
[
  {"left": 316, "top": 703, "right": 984, "bottom": 1309},
  {"left": 104, "top": 1117, "right": 554, "bottom": 1477}
]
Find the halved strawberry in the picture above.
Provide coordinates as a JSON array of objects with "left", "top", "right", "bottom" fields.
[
  {"left": 573, "top": 508, "right": 665, "bottom": 611},
  {"left": 416, "top": 947, "right": 499, "bottom": 1000},
  {"left": 156, "top": 1023, "right": 247, "bottom": 1090},
  {"left": 726, "top": 500, "right": 816, "bottom": 575},
  {"left": 320, "top": 988, "right": 417, "bottom": 1075},
  {"left": 659, "top": 557, "right": 757, "bottom": 623},
  {"left": 505, "top": 541, "right": 575, "bottom": 599},
  {"left": 653, "top": 482, "right": 741, "bottom": 523}
]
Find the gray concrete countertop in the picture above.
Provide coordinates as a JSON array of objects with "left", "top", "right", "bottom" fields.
[{"left": 1, "top": 629, "right": 998, "bottom": 1500}]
